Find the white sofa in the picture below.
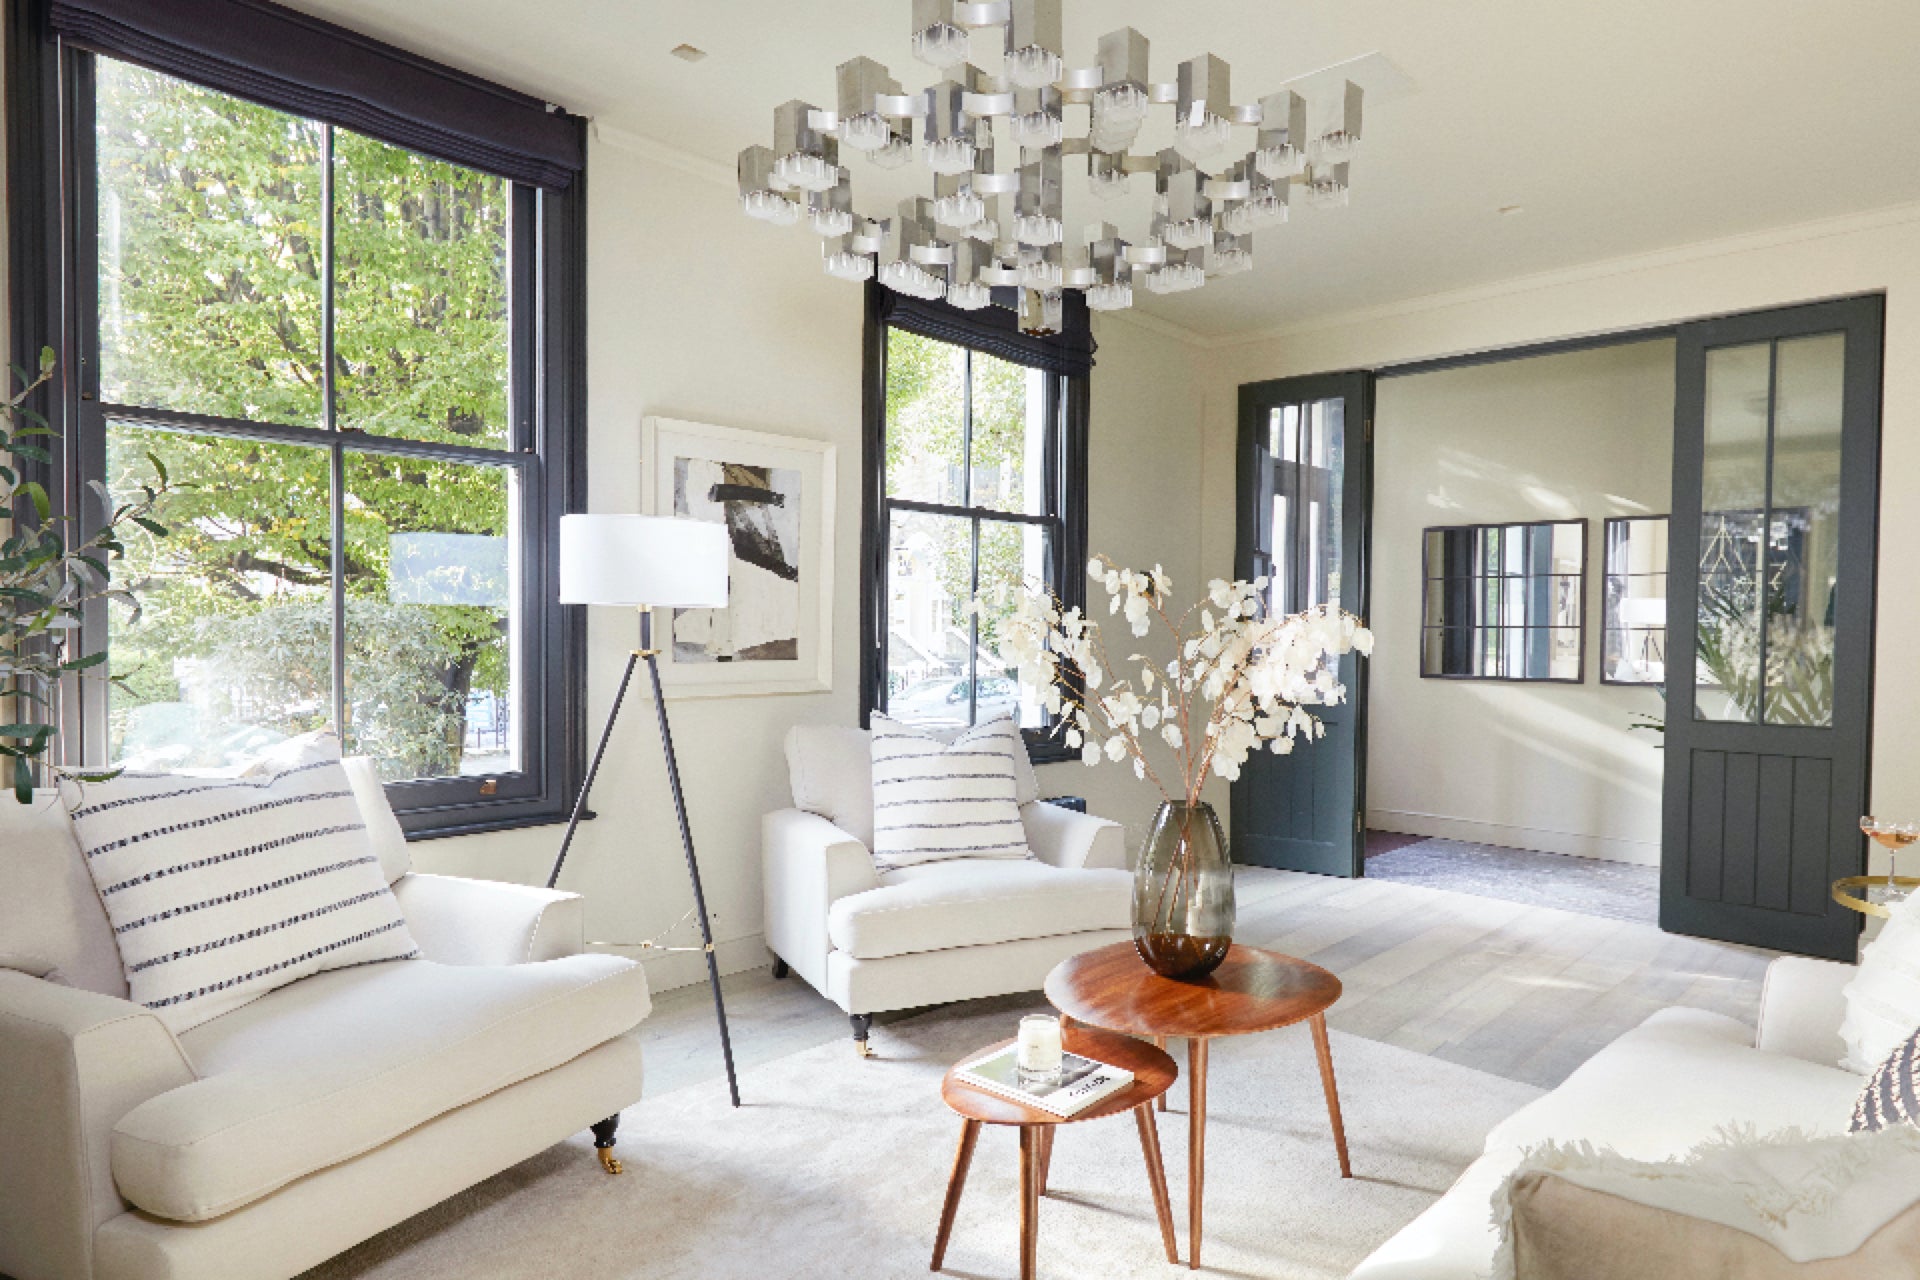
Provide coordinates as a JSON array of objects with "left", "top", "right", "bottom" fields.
[
  {"left": 763, "top": 724, "right": 1133, "bottom": 1053},
  {"left": 1351, "top": 955, "right": 1864, "bottom": 1278},
  {"left": 0, "top": 771, "right": 652, "bottom": 1280}
]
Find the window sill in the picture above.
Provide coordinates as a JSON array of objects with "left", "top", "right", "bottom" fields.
[
  {"left": 398, "top": 806, "right": 595, "bottom": 842},
  {"left": 1025, "top": 735, "right": 1081, "bottom": 767}
]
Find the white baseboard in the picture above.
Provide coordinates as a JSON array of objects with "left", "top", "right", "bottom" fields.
[
  {"left": 589, "top": 931, "right": 771, "bottom": 992},
  {"left": 1368, "top": 809, "right": 1660, "bottom": 867}
]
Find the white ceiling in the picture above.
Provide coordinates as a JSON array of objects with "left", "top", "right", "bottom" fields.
[{"left": 285, "top": 0, "right": 1920, "bottom": 340}]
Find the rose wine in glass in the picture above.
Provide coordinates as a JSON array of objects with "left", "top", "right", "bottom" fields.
[{"left": 1861, "top": 817, "right": 1919, "bottom": 903}]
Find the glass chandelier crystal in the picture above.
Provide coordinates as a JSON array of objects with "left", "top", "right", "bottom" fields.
[{"left": 738, "top": 1, "right": 1368, "bottom": 332}]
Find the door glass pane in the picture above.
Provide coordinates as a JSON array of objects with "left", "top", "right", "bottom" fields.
[
  {"left": 334, "top": 132, "right": 511, "bottom": 446},
  {"left": 1696, "top": 342, "right": 1771, "bottom": 721},
  {"left": 883, "top": 330, "right": 966, "bottom": 505},
  {"left": 1268, "top": 398, "right": 1344, "bottom": 614},
  {"left": 975, "top": 520, "right": 1051, "bottom": 728},
  {"left": 1765, "top": 333, "right": 1844, "bottom": 726},
  {"left": 106, "top": 424, "right": 333, "bottom": 767},
  {"left": 968, "top": 352, "right": 1050, "bottom": 515},
  {"left": 884, "top": 510, "right": 973, "bottom": 729},
  {"left": 1603, "top": 516, "right": 1669, "bottom": 684},
  {"left": 96, "top": 60, "right": 324, "bottom": 426},
  {"left": 342, "top": 453, "right": 518, "bottom": 780}
]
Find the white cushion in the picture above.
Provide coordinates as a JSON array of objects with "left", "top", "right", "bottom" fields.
[
  {"left": 67, "top": 732, "right": 419, "bottom": 1031},
  {"left": 341, "top": 755, "right": 410, "bottom": 883},
  {"left": 112, "top": 952, "right": 650, "bottom": 1222},
  {"left": 1842, "top": 892, "right": 1920, "bottom": 1073},
  {"left": 0, "top": 790, "right": 126, "bottom": 996},
  {"left": 1352, "top": 1007, "right": 1868, "bottom": 1280},
  {"left": 869, "top": 716, "right": 1031, "bottom": 871},
  {"left": 785, "top": 721, "right": 1040, "bottom": 849},
  {"left": 827, "top": 857, "right": 1131, "bottom": 960}
]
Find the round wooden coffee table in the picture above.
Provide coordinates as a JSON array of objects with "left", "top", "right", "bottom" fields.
[
  {"left": 935, "top": 1025, "right": 1179, "bottom": 1279},
  {"left": 1044, "top": 942, "right": 1350, "bottom": 1270}
]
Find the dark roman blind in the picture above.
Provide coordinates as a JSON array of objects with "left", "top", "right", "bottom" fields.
[
  {"left": 877, "top": 288, "right": 1097, "bottom": 377},
  {"left": 48, "top": 0, "right": 583, "bottom": 189}
]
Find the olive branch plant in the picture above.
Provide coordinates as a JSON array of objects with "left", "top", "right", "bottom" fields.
[
  {"left": 982, "top": 555, "right": 1373, "bottom": 811},
  {"left": 1, "top": 348, "right": 171, "bottom": 801}
]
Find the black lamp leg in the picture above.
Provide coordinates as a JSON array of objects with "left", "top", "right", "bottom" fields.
[
  {"left": 546, "top": 651, "right": 640, "bottom": 891},
  {"left": 645, "top": 642, "right": 742, "bottom": 1108}
]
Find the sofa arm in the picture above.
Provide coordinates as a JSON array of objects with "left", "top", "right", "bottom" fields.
[
  {"left": 391, "top": 872, "right": 585, "bottom": 966},
  {"left": 1022, "top": 800, "right": 1128, "bottom": 871},
  {"left": 0, "top": 970, "right": 196, "bottom": 1280},
  {"left": 1755, "top": 955, "right": 1855, "bottom": 1066},
  {"left": 763, "top": 809, "right": 880, "bottom": 993}
]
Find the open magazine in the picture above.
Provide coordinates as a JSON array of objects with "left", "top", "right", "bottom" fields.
[{"left": 956, "top": 1046, "right": 1135, "bottom": 1117}]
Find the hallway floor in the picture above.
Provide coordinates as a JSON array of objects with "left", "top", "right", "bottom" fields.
[{"left": 1364, "top": 832, "right": 1659, "bottom": 926}]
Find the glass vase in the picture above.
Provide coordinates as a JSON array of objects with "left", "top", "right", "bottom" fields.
[{"left": 1132, "top": 801, "right": 1235, "bottom": 979}]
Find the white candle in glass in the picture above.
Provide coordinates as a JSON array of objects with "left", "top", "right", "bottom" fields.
[{"left": 1016, "top": 1014, "right": 1064, "bottom": 1073}]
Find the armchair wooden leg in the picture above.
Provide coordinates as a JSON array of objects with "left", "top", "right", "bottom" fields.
[
  {"left": 590, "top": 1115, "right": 623, "bottom": 1175},
  {"left": 850, "top": 1013, "right": 874, "bottom": 1058}
]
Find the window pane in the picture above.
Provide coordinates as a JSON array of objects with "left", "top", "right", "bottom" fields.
[
  {"left": 343, "top": 453, "right": 518, "bottom": 780},
  {"left": 96, "top": 60, "right": 324, "bottom": 425},
  {"left": 334, "top": 132, "right": 511, "bottom": 446},
  {"left": 107, "top": 424, "right": 333, "bottom": 767},
  {"left": 975, "top": 520, "right": 1051, "bottom": 729},
  {"left": 884, "top": 329, "right": 966, "bottom": 505},
  {"left": 1696, "top": 342, "right": 1771, "bottom": 721},
  {"left": 884, "top": 509, "right": 973, "bottom": 728},
  {"left": 1765, "top": 333, "right": 1843, "bottom": 726},
  {"left": 968, "top": 351, "right": 1050, "bottom": 515}
]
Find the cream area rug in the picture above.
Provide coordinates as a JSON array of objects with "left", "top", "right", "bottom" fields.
[{"left": 305, "top": 997, "right": 1539, "bottom": 1280}]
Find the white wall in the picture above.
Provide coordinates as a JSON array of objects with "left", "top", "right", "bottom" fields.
[
  {"left": 414, "top": 133, "right": 1206, "bottom": 991},
  {"left": 1199, "top": 203, "right": 1920, "bottom": 880},
  {"left": 1367, "top": 341, "right": 1674, "bottom": 863}
]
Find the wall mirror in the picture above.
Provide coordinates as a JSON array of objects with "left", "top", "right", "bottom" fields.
[
  {"left": 1602, "top": 516, "right": 1669, "bottom": 685},
  {"left": 1421, "top": 519, "right": 1587, "bottom": 681}
]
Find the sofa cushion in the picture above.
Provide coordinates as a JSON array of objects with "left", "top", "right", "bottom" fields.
[
  {"left": 869, "top": 715, "right": 1031, "bottom": 872},
  {"left": 68, "top": 732, "right": 420, "bottom": 1032},
  {"left": 786, "top": 722, "right": 1039, "bottom": 849},
  {"left": 1351, "top": 1007, "right": 1869, "bottom": 1280},
  {"left": 1841, "top": 891, "right": 1920, "bottom": 1073},
  {"left": 0, "top": 790, "right": 127, "bottom": 997},
  {"left": 827, "top": 858, "right": 1130, "bottom": 961},
  {"left": 111, "top": 952, "right": 650, "bottom": 1222},
  {"left": 340, "top": 755, "right": 410, "bottom": 884}
]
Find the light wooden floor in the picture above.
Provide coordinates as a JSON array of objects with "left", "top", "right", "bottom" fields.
[{"left": 638, "top": 867, "right": 1775, "bottom": 1098}]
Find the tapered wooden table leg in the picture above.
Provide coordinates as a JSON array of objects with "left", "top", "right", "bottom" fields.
[
  {"left": 931, "top": 1118, "right": 981, "bottom": 1271},
  {"left": 1134, "top": 1104, "right": 1179, "bottom": 1264},
  {"left": 1035, "top": 1125, "right": 1055, "bottom": 1195},
  {"left": 1019, "top": 1126, "right": 1040, "bottom": 1280},
  {"left": 1188, "top": 1036, "right": 1209, "bottom": 1270},
  {"left": 1309, "top": 1012, "right": 1353, "bottom": 1178},
  {"left": 1154, "top": 1036, "right": 1168, "bottom": 1111}
]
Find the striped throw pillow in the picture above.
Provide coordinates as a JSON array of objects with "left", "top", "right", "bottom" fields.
[
  {"left": 1854, "top": 1024, "right": 1920, "bottom": 1133},
  {"left": 67, "top": 733, "right": 419, "bottom": 1031},
  {"left": 868, "top": 715, "right": 1032, "bottom": 872}
]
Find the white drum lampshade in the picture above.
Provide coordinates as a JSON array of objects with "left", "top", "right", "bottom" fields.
[{"left": 558, "top": 514, "right": 730, "bottom": 608}]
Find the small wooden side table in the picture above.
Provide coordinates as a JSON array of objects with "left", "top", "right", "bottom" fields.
[
  {"left": 935, "top": 1025, "right": 1179, "bottom": 1279},
  {"left": 1044, "top": 942, "right": 1350, "bottom": 1271}
]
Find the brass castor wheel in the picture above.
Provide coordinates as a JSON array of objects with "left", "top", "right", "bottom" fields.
[
  {"left": 850, "top": 1013, "right": 874, "bottom": 1058},
  {"left": 598, "top": 1147, "right": 624, "bottom": 1176},
  {"left": 589, "top": 1115, "right": 623, "bottom": 1174}
]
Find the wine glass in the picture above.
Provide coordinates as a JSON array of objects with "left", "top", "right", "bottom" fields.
[{"left": 1860, "top": 816, "right": 1920, "bottom": 903}]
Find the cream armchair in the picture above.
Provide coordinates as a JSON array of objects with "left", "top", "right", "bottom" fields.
[
  {"left": 763, "top": 724, "right": 1133, "bottom": 1055},
  {"left": 0, "top": 767, "right": 650, "bottom": 1280}
]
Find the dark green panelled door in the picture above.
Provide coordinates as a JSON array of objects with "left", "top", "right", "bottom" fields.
[
  {"left": 1662, "top": 296, "right": 1882, "bottom": 960},
  {"left": 1232, "top": 372, "right": 1372, "bottom": 877}
]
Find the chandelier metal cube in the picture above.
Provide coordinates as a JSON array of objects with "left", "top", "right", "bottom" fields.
[{"left": 738, "top": 0, "right": 1364, "bottom": 333}]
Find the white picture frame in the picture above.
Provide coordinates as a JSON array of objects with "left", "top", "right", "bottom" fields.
[{"left": 640, "top": 416, "right": 836, "bottom": 698}]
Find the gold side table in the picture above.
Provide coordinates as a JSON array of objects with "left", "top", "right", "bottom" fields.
[{"left": 1832, "top": 876, "right": 1920, "bottom": 919}]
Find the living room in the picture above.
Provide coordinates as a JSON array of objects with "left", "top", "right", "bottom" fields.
[{"left": 5, "top": 1, "right": 1920, "bottom": 1278}]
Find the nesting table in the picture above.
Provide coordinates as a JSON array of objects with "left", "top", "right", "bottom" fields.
[
  {"left": 1044, "top": 942, "right": 1351, "bottom": 1270},
  {"left": 934, "top": 1025, "right": 1179, "bottom": 1279}
]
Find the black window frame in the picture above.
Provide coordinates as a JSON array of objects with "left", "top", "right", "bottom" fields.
[
  {"left": 5, "top": 3, "right": 587, "bottom": 837},
  {"left": 859, "top": 283, "right": 1089, "bottom": 764}
]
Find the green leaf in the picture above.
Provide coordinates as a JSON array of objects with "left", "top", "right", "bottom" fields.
[
  {"left": 20, "top": 481, "right": 49, "bottom": 522},
  {"left": 8, "top": 442, "right": 50, "bottom": 464},
  {"left": 147, "top": 450, "right": 169, "bottom": 487},
  {"left": 60, "top": 651, "right": 108, "bottom": 671},
  {"left": 14, "top": 756, "right": 31, "bottom": 805},
  {"left": 131, "top": 516, "right": 169, "bottom": 537},
  {"left": 0, "top": 723, "right": 52, "bottom": 739},
  {"left": 38, "top": 346, "right": 55, "bottom": 376}
]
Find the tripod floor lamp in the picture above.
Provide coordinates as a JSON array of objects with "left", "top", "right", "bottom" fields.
[{"left": 548, "top": 513, "right": 740, "bottom": 1108}]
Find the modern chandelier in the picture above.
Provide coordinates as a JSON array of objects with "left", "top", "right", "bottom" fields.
[{"left": 737, "top": 0, "right": 1363, "bottom": 334}]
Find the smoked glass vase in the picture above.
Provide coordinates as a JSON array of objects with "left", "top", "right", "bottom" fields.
[{"left": 1132, "top": 801, "right": 1235, "bottom": 979}]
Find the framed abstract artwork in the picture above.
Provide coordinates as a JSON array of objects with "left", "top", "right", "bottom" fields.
[{"left": 640, "top": 416, "right": 836, "bottom": 698}]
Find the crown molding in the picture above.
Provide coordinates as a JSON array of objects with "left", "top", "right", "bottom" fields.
[
  {"left": 1096, "top": 305, "right": 1210, "bottom": 347},
  {"left": 590, "top": 120, "right": 734, "bottom": 188},
  {"left": 1209, "top": 199, "right": 1920, "bottom": 350}
]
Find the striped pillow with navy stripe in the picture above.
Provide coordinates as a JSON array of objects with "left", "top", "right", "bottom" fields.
[
  {"left": 66, "top": 732, "right": 418, "bottom": 1031},
  {"left": 1854, "top": 1024, "right": 1920, "bottom": 1133},
  {"left": 868, "top": 715, "right": 1032, "bottom": 873}
]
